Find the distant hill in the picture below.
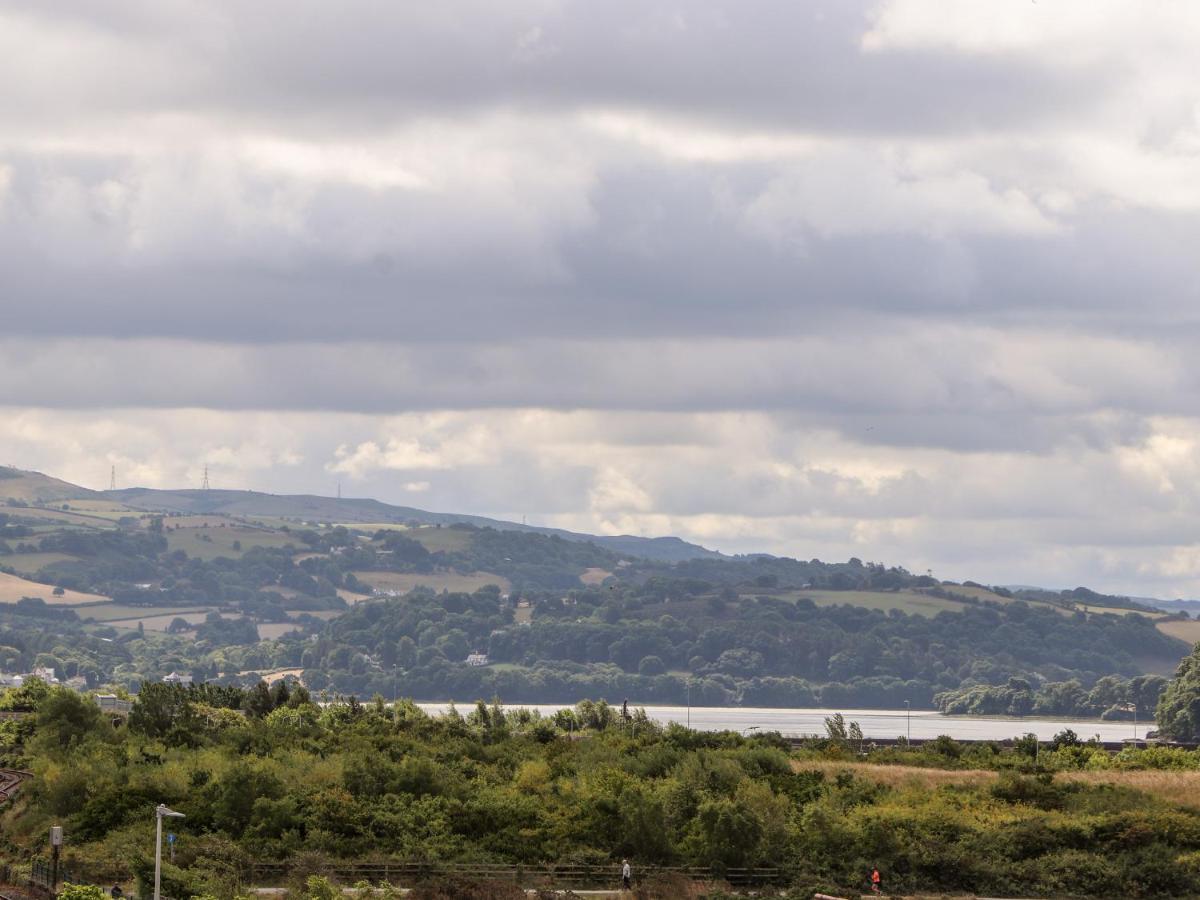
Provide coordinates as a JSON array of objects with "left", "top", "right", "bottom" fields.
[
  {"left": 99, "top": 486, "right": 724, "bottom": 563},
  {"left": 0, "top": 467, "right": 97, "bottom": 503}
]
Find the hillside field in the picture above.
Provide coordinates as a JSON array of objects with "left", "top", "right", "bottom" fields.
[
  {"left": 164, "top": 525, "right": 301, "bottom": 560},
  {"left": 1157, "top": 618, "right": 1200, "bottom": 646},
  {"left": 761, "top": 588, "right": 968, "bottom": 617},
  {"left": 0, "top": 571, "right": 108, "bottom": 605},
  {"left": 352, "top": 569, "right": 511, "bottom": 595},
  {"left": 0, "top": 552, "right": 83, "bottom": 575}
]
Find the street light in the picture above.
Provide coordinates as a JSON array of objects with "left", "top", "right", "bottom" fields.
[
  {"left": 904, "top": 700, "right": 911, "bottom": 745},
  {"left": 686, "top": 679, "right": 691, "bottom": 729},
  {"left": 154, "top": 804, "right": 185, "bottom": 900}
]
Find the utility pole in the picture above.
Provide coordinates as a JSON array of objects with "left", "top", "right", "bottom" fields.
[
  {"left": 109, "top": 465, "right": 116, "bottom": 491},
  {"left": 154, "top": 804, "right": 185, "bottom": 900},
  {"left": 904, "top": 700, "right": 911, "bottom": 744},
  {"left": 686, "top": 679, "right": 691, "bottom": 729},
  {"left": 201, "top": 465, "right": 210, "bottom": 490}
]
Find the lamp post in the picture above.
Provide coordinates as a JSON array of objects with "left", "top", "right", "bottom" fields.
[
  {"left": 154, "top": 804, "right": 185, "bottom": 900},
  {"left": 904, "top": 700, "right": 911, "bottom": 744},
  {"left": 686, "top": 679, "right": 691, "bottom": 729}
]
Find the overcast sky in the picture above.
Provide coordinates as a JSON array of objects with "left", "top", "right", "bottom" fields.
[{"left": 4, "top": 1, "right": 1200, "bottom": 596}]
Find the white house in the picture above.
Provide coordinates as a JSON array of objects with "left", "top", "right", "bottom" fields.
[
  {"left": 465, "top": 652, "right": 489, "bottom": 667},
  {"left": 162, "top": 671, "right": 193, "bottom": 685}
]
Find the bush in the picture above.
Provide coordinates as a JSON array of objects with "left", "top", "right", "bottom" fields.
[{"left": 407, "top": 879, "right": 526, "bottom": 899}]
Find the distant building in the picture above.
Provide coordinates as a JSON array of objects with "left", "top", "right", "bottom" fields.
[
  {"left": 162, "top": 671, "right": 193, "bottom": 686},
  {"left": 0, "top": 674, "right": 23, "bottom": 688},
  {"left": 30, "top": 667, "right": 59, "bottom": 684},
  {"left": 95, "top": 694, "right": 133, "bottom": 714},
  {"left": 465, "top": 652, "right": 489, "bottom": 667}
]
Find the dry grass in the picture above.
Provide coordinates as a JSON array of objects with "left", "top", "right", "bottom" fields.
[
  {"left": 1157, "top": 619, "right": 1200, "bottom": 645},
  {"left": 580, "top": 567, "right": 612, "bottom": 585},
  {"left": 0, "top": 571, "right": 109, "bottom": 605},
  {"left": 791, "top": 759, "right": 1200, "bottom": 810},
  {"left": 353, "top": 570, "right": 511, "bottom": 594},
  {"left": 1059, "top": 770, "right": 1200, "bottom": 808},
  {"left": 236, "top": 667, "right": 304, "bottom": 684},
  {"left": 791, "top": 759, "right": 997, "bottom": 790},
  {"left": 102, "top": 611, "right": 212, "bottom": 632}
]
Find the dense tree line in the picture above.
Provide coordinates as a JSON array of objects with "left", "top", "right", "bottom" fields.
[
  {"left": 301, "top": 585, "right": 1184, "bottom": 708},
  {"left": 934, "top": 674, "right": 1168, "bottom": 719}
]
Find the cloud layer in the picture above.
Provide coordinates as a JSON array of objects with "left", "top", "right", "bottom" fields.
[{"left": 4, "top": 1, "right": 1200, "bottom": 595}]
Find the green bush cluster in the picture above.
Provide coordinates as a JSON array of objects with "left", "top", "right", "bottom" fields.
[{"left": 5, "top": 685, "right": 1200, "bottom": 897}]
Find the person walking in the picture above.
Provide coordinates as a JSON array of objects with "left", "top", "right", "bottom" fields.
[
  {"left": 621, "top": 858, "right": 632, "bottom": 891},
  {"left": 870, "top": 865, "right": 882, "bottom": 894}
]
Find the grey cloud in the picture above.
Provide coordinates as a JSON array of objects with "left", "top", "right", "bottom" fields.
[
  {"left": 7, "top": 151, "right": 1200, "bottom": 346},
  {"left": 5, "top": 2, "right": 1104, "bottom": 135}
]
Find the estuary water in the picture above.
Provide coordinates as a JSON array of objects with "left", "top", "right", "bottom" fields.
[{"left": 415, "top": 703, "right": 1151, "bottom": 743}]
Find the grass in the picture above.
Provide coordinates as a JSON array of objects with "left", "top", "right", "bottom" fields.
[
  {"left": 1074, "top": 602, "right": 1163, "bottom": 618},
  {"left": 164, "top": 515, "right": 240, "bottom": 528},
  {"left": 353, "top": 570, "right": 511, "bottom": 594},
  {"left": 346, "top": 524, "right": 474, "bottom": 553},
  {"left": 937, "top": 583, "right": 1010, "bottom": 603},
  {"left": 102, "top": 611, "right": 213, "bottom": 632},
  {"left": 790, "top": 759, "right": 1200, "bottom": 811},
  {"left": 257, "top": 622, "right": 303, "bottom": 640},
  {"left": 235, "top": 667, "right": 303, "bottom": 683},
  {"left": 165, "top": 525, "right": 299, "bottom": 560},
  {"left": 792, "top": 759, "right": 996, "bottom": 790},
  {"left": 580, "top": 568, "right": 612, "bottom": 586},
  {"left": 80, "top": 603, "right": 214, "bottom": 622},
  {"left": 0, "top": 552, "right": 83, "bottom": 575},
  {"left": 0, "top": 571, "right": 109, "bottom": 605},
  {"left": 63, "top": 499, "right": 147, "bottom": 520},
  {"left": 764, "top": 589, "right": 969, "bottom": 618},
  {"left": 1, "top": 506, "right": 119, "bottom": 529},
  {"left": 1157, "top": 619, "right": 1200, "bottom": 645}
]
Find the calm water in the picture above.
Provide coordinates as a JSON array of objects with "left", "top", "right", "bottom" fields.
[{"left": 415, "top": 703, "right": 1151, "bottom": 742}]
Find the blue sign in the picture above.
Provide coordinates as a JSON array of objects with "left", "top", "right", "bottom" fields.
[{"left": 167, "top": 833, "right": 176, "bottom": 845}]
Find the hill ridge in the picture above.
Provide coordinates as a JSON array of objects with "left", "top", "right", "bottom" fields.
[{"left": 1, "top": 468, "right": 721, "bottom": 563}]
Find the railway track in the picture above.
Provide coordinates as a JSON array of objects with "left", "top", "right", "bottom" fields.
[{"left": 0, "top": 769, "right": 32, "bottom": 802}]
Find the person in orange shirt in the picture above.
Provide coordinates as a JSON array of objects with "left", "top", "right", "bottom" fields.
[{"left": 871, "top": 866, "right": 882, "bottom": 894}]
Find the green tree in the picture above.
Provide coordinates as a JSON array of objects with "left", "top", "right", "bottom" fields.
[
  {"left": 242, "top": 681, "right": 274, "bottom": 719},
  {"left": 34, "top": 687, "right": 105, "bottom": 750},
  {"left": 1156, "top": 645, "right": 1200, "bottom": 741},
  {"left": 129, "top": 682, "right": 196, "bottom": 740}
]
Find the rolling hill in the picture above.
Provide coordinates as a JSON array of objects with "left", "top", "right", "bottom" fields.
[{"left": 100, "top": 486, "right": 723, "bottom": 562}]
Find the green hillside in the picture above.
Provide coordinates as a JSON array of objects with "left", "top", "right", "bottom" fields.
[{"left": 0, "top": 466, "right": 1188, "bottom": 716}]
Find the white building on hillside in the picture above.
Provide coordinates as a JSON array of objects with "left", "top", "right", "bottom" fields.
[
  {"left": 465, "top": 652, "right": 489, "bottom": 667},
  {"left": 162, "top": 671, "right": 193, "bottom": 685}
]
